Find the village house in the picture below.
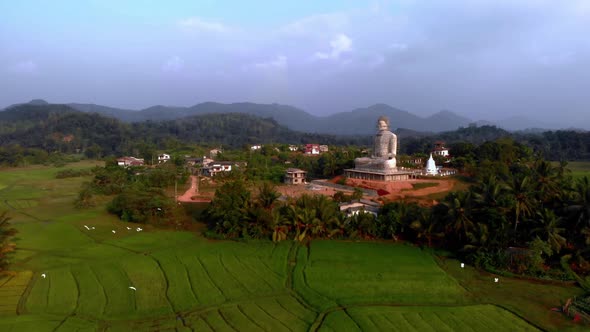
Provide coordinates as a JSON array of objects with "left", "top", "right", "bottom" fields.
[
  {"left": 305, "top": 144, "right": 320, "bottom": 155},
  {"left": 433, "top": 141, "right": 450, "bottom": 157},
  {"left": 319, "top": 145, "right": 329, "bottom": 153},
  {"left": 288, "top": 145, "right": 299, "bottom": 152},
  {"left": 250, "top": 144, "right": 262, "bottom": 151},
  {"left": 117, "top": 156, "right": 145, "bottom": 167},
  {"left": 284, "top": 168, "right": 307, "bottom": 185},
  {"left": 201, "top": 161, "right": 235, "bottom": 177},
  {"left": 339, "top": 199, "right": 380, "bottom": 218},
  {"left": 158, "top": 153, "right": 170, "bottom": 163}
]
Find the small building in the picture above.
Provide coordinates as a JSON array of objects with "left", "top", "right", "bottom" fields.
[
  {"left": 284, "top": 168, "right": 307, "bottom": 185},
  {"left": 433, "top": 141, "right": 449, "bottom": 157},
  {"left": 288, "top": 145, "right": 299, "bottom": 152},
  {"left": 319, "top": 145, "right": 329, "bottom": 153},
  {"left": 339, "top": 199, "right": 380, "bottom": 218},
  {"left": 117, "top": 156, "right": 144, "bottom": 167},
  {"left": 201, "top": 161, "right": 234, "bottom": 177},
  {"left": 305, "top": 144, "right": 320, "bottom": 155},
  {"left": 251, "top": 145, "right": 262, "bottom": 151},
  {"left": 158, "top": 153, "right": 170, "bottom": 163}
]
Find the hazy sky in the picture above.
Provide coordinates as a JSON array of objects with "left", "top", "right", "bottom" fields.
[{"left": 1, "top": 0, "right": 589, "bottom": 125}]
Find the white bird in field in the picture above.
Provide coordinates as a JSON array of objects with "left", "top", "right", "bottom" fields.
[
  {"left": 126, "top": 227, "right": 131, "bottom": 230},
  {"left": 41, "top": 273, "right": 46, "bottom": 278},
  {"left": 129, "top": 286, "right": 136, "bottom": 291},
  {"left": 112, "top": 230, "right": 116, "bottom": 234},
  {"left": 494, "top": 278, "right": 499, "bottom": 283},
  {"left": 91, "top": 227, "right": 95, "bottom": 229},
  {"left": 460, "top": 263, "right": 465, "bottom": 268},
  {"left": 136, "top": 227, "right": 142, "bottom": 232},
  {"left": 83, "top": 225, "right": 90, "bottom": 230}
]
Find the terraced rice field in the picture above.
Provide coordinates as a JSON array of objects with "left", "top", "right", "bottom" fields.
[{"left": 0, "top": 162, "right": 581, "bottom": 331}]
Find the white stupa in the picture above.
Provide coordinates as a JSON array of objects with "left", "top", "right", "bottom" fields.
[{"left": 425, "top": 153, "right": 438, "bottom": 175}]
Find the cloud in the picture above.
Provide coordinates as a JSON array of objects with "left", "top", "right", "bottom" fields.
[
  {"left": 162, "top": 56, "right": 184, "bottom": 72},
  {"left": 280, "top": 13, "right": 349, "bottom": 37},
  {"left": 388, "top": 43, "right": 408, "bottom": 52},
  {"left": 178, "top": 17, "right": 229, "bottom": 33},
  {"left": 8, "top": 60, "right": 37, "bottom": 74},
  {"left": 314, "top": 34, "right": 353, "bottom": 60},
  {"left": 244, "top": 55, "right": 288, "bottom": 71}
]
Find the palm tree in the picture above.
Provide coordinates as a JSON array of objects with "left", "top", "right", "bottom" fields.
[
  {"left": 531, "top": 208, "right": 566, "bottom": 253},
  {"left": 257, "top": 182, "right": 280, "bottom": 210},
  {"left": 442, "top": 191, "right": 475, "bottom": 245},
  {"left": 532, "top": 159, "right": 561, "bottom": 205},
  {"left": 506, "top": 175, "right": 536, "bottom": 232},
  {"left": 472, "top": 175, "right": 507, "bottom": 209},
  {"left": 270, "top": 208, "right": 288, "bottom": 243},
  {"left": 567, "top": 176, "right": 590, "bottom": 228}
]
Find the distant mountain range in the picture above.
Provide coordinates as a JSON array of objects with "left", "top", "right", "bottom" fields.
[{"left": 2, "top": 99, "right": 585, "bottom": 134}]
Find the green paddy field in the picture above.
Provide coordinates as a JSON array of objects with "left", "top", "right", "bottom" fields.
[{"left": 0, "top": 162, "right": 586, "bottom": 331}]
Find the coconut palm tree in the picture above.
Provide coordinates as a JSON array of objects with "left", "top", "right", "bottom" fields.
[
  {"left": 257, "top": 182, "right": 280, "bottom": 210},
  {"left": 442, "top": 191, "right": 475, "bottom": 245},
  {"left": 531, "top": 208, "right": 566, "bottom": 253},
  {"left": 506, "top": 174, "right": 537, "bottom": 232},
  {"left": 532, "top": 159, "right": 561, "bottom": 205}
]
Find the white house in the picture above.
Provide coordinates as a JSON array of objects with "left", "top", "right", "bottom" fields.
[
  {"left": 433, "top": 141, "right": 449, "bottom": 157},
  {"left": 117, "top": 156, "right": 144, "bottom": 167},
  {"left": 339, "top": 199, "right": 380, "bottom": 218},
  {"left": 305, "top": 144, "right": 320, "bottom": 155},
  {"left": 251, "top": 145, "right": 262, "bottom": 151},
  {"left": 288, "top": 145, "right": 299, "bottom": 152},
  {"left": 158, "top": 153, "right": 170, "bottom": 163},
  {"left": 201, "top": 161, "right": 234, "bottom": 177}
]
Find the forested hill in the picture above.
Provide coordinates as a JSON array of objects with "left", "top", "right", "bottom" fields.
[
  {"left": 1, "top": 104, "right": 589, "bottom": 161},
  {"left": 0, "top": 104, "right": 367, "bottom": 156}
]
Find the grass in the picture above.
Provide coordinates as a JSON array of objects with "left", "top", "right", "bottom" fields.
[
  {"left": 566, "top": 161, "right": 590, "bottom": 180},
  {"left": 0, "top": 162, "right": 586, "bottom": 331},
  {"left": 409, "top": 182, "right": 439, "bottom": 190}
]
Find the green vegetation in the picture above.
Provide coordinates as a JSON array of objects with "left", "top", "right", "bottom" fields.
[
  {"left": 0, "top": 162, "right": 583, "bottom": 330},
  {"left": 409, "top": 182, "right": 439, "bottom": 190},
  {"left": 566, "top": 161, "right": 590, "bottom": 180}
]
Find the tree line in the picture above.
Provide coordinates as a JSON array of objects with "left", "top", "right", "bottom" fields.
[{"left": 1, "top": 104, "right": 590, "bottom": 167}]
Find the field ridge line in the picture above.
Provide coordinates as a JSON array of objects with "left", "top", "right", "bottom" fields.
[
  {"left": 217, "top": 254, "right": 250, "bottom": 295},
  {"left": 88, "top": 265, "right": 108, "bottom": 317},
  {"left": 195, "top": 255, "right": 227, "bottom": 300},
  {"left": 16, "top": 271, "right": 38, "bottom": 315},
  {"left": 489, "top": 304, "right": 545, "bottom": 332},
  {"left": 236, "top": 304, "right": 266, "bottom": 331},
  {"left": 69, "top": 269, "right": 81, "bottom": 315},
  {"left": 119, "top": 266, "right": 137, "bottom": 313},
  {"left": 175, "top": 254, "right": 200, "bottom": 305},
  {"left": 0, "top": 275, "right": 14, "bottom": 288},
  {"left": 255, "top": 302, "right": 294, "bottom": 332},
  {"left": 217, "top": 308, "right": 238, "bottom": 331},
  {"left": 231, "top": 254, "right": 275, "bottom": 291},
  {"left": 147, "top": 254, "right": 175, "bottom": 312}
]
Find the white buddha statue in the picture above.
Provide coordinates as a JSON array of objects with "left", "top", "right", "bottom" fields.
[{"left": 354, "top": 116, "right": 398, "bottom": 171}]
